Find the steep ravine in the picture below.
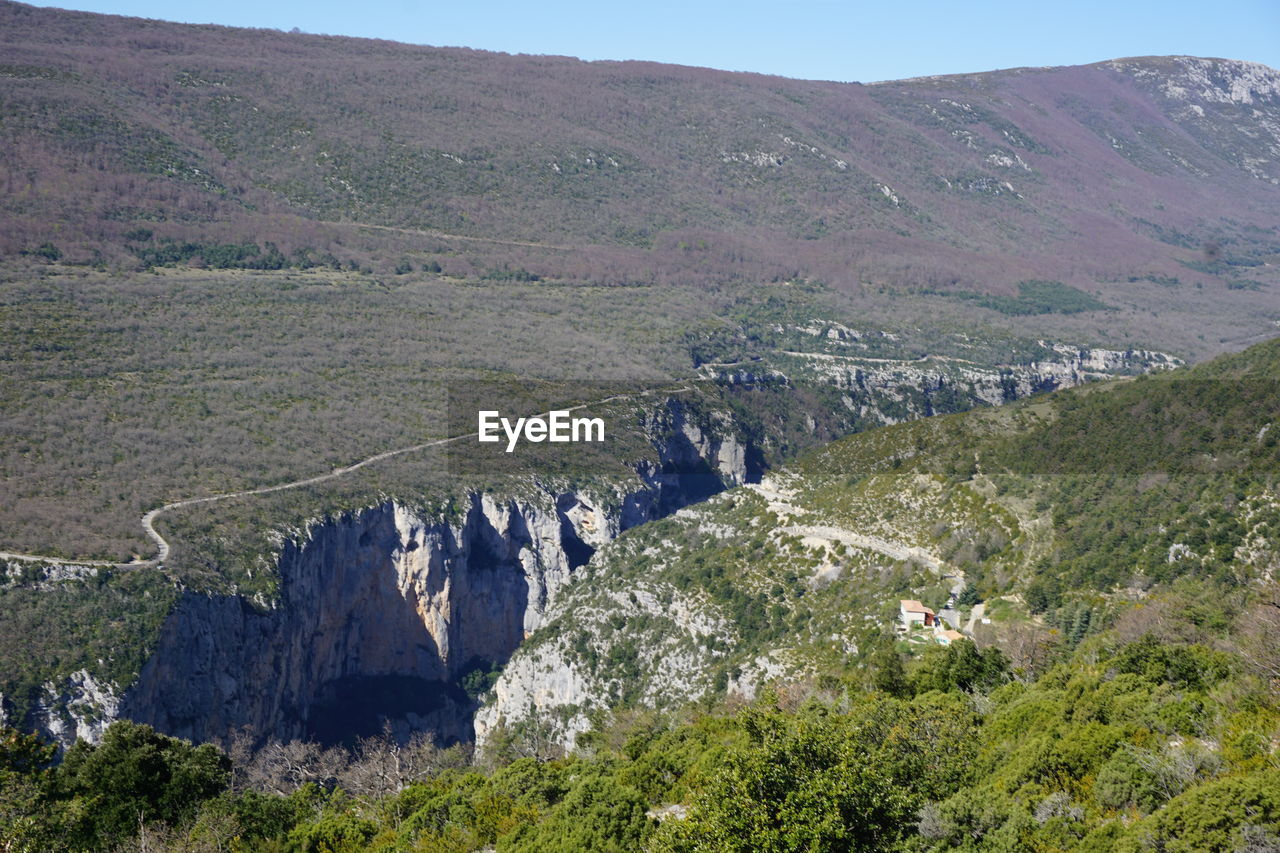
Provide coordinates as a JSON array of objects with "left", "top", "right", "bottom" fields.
[
  {"left": 24, "top": 346, "right": 1175, "bottom": 749},
  {"left": 112, "top": 399, "right": 757, "bottom": 749},
  {"left": 473, "top": 348, "right": 1187, "bottom": 752}
]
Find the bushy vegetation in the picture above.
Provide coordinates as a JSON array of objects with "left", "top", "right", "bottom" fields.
[
  {"left": 987, "top": 343, "right": 1280, "bottom": 596},
  {"left": 128, "top": 238, "right": 341, "bottom": 271},
  {"left": 3, "top": 604, "right": 1277, "bottom": 852},
  {"left": 952, "top": 280, "right": 1113, "bottom": 316},
  {"left": 0, "top": 564, "right": 177, "bottom": 727},
  {"left": 0, "top": 265, "right": 714, "bottom": 561}
]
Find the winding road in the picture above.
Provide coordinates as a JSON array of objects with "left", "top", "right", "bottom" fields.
[
  {"left": 2, "top": 385, "right": 689, "bottom": 572},
  {"left": 748, "top": 476, "right": 949, "bottom": 570},
  {"left": 747, "top": 475, "right": 968, "bottom": 628}
]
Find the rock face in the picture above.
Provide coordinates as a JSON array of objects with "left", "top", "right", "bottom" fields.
[
  {"left": 473, "top": 568, "right": 736, "bottom": 752},
  {"left": 115, "top": 398, "right": 757, "bottom": 749},
  {"left": 123, "top": 497, "right": 567, "bottom": 746},
  {"left": 772, "top": 345, "right": 1181, "bottom": 419},
  {"left": 27, "top": 670, "right": 121, "bottom": 748},
  {"left": 34, "top": 350, "right": 1170, "bottom": 750},
  {"left": 629, "top": 398, "right": 761, "bottom": 520}
]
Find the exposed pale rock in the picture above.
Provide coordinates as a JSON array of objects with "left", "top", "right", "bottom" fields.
[
  {"left": 34, "top": 670, "right": 120, "bottom": 748},
  {"left": 95, "top": 397, "right": 756, "bottom": 749}
]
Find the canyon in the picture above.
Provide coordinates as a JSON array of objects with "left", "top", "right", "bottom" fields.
[{"left": 11, "top": 344, "right": 1177, "bottom": 751}]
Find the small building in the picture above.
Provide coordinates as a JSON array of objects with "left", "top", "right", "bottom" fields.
[
  {"left": 935, "top": 629, "right": 965, "bottom": 646},
  {"left": 899, "top": 599, "right": 936, "bottom": 632}
]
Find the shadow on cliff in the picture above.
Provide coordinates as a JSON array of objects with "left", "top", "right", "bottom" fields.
[
  {"left": 117, "top": 395, "right": 766, "bottom": 752},
  {"left": 120, "top": 496, "right": 534, "bottom": 750}
]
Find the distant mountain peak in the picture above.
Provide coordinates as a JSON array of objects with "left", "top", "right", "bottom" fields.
[{"left": 1109, "top": 56, "right": 1280, "bottom": 105}]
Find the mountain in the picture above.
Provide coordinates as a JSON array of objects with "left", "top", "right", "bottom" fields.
[
  {"left": 3, "top": 334, "right": 1279, "bottom": 852},
  {"left": 1, "top": 1, "right": 1278, "bottom": 358},
  {"left": 2, "top": 0, "right": 1278, "bottom": 737},
  {"left": 1, "top": 0, "right": 1275, "bottom": 565},
  {"left": 3, "top": 7, "right": 1280, "bottom": 848}
]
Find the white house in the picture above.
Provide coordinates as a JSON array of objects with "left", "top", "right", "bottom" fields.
[{"left": 899, "top": 599, "right": 936, "bottom": 632}]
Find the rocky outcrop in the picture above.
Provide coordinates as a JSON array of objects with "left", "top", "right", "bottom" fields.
[
  {"left": 473, "top": 573, "right": 735, "bottom": 753},
  {"left": 1035, "top": 343, "right": 1182, "bottom": 379},
  {"left": 122, "top": 496, "right": 566, "bottom": 746},
  {"left": 627, "top": 398, "right": 761, "bottom": 522},
  {"left": 757, "top": 345, "right": 1180, "bottom": 423},
  {"left": 110, "top": 397, "right": 757, "bottom": 749},
  {"left": 22, "top": 670, "right": 121, "bottom": 748},
  {"left": 473, "top": 643, "right": 598, "bottom": 751}
]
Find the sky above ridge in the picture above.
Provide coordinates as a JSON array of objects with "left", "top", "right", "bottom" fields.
[{"left": 32, "top": 0, "right": 1280, "bottom": 82}]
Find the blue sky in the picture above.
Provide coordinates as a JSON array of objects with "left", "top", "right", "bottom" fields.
[{"left": 35, "top": 0, "right": 1280, "bottom": 82}]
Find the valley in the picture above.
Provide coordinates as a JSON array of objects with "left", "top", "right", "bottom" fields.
[{"left": 1, "top": 2, "right": 1280, "bottom": 849}]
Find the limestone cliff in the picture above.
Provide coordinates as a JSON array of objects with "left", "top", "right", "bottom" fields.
[
  {"left": 758, "top": 344, "right": 1181, "bottom": 421},
  {"left": 25, "top": 346, "right": 1169, "bottom": 750},
  {"left": 27, "top": 670, "right": 121, "bottom": 748},
  {"left": 110, "top": 397, "right": 756, "bottom": 749}
]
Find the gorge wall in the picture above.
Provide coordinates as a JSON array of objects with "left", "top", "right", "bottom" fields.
[
  {"left": 112, "top": 399, "right": 756, "bottom": 748},
  {"left": 24, "top": 346, "right": 1177, "bottom": 750}
]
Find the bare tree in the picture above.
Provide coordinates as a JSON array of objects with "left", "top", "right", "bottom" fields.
[
  {"left": 980, "top": 620, "right": 1058, "bottom": 681},
  {"left": 337, "top": 727, "right": 467, "bottom": 808},
  {"left": 242, "top": 739, "right": 345, "bottom": 796},
  {"left": 1127, "top": 740, "right": 1223, "bottom": 802}
]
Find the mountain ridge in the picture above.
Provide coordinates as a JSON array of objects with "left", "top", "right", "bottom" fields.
[{"left": 3, "top": 0, "right": 1278, "bottom": 341}]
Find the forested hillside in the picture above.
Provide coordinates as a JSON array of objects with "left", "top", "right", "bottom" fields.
[
  {"left": 1, "top": 0, "right": 1278, "bottom": 357},
  {"left": 3, "top": 340, "right": 1279, "bottom": 851}
]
